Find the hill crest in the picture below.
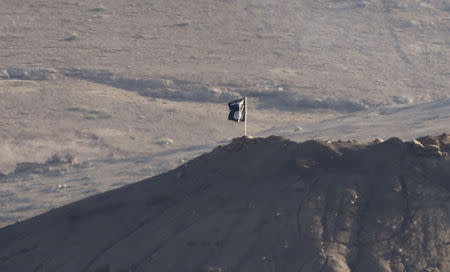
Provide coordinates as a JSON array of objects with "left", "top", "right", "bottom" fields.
[{"left": 0, "top": 134, "right": 449, "bottom": 272}]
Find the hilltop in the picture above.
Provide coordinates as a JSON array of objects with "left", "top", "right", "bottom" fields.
[
  {"left": 0, "top": 0, "right": 449, "bottom": 228},
  {"left": 0, "top": 135, "right": 449, "bottom": 272}
]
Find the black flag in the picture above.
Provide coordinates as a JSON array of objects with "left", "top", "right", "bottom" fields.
[{"left": 228, "top": 98, "right": 245, "bottom": 122}]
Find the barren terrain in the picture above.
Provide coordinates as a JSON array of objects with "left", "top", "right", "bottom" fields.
[
  {"left": 0, "top": 0, "right": 449, "bottom": 230},
  {"left": 1, "top": 135, "right": 449, "bottom": 272}
]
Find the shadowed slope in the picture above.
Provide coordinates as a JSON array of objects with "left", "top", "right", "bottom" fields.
[{"left": 0, "top": 135, "right": 449, "bottom": 272}]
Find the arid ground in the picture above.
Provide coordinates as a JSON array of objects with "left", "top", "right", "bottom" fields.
[
  {"left": 0, "top": 0, "right": 449, "bottom": 231},
  {"left": 1, "top": 135, "right": 449, "bottom": 271}
]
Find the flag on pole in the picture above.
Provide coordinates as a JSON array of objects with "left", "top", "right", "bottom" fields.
[{"left": 228, "top": 98, "right": 245, "bottom": 122}]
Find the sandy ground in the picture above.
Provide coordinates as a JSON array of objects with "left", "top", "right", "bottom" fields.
[{"left": 0, "top": 0, "right": 449, "bottom": 227}]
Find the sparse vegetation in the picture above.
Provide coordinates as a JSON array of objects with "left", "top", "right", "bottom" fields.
[
  {"left": 0, "top": 69, "right": 9, "bottom": 79},
  {"left": 68, "top": 106, "right": 112, "bottom": 119},
  {"left": 174, "top": 22, "right": 190, "bottom": 27},
  {"left": 46, "top": 152, "right": 75, "bottom": 165},
  {"left": 132, "top": 33, "right": 145, "bottom": 39},
  {"left": 64, "top": 33, "right": 79, "bottom": 41},
  {"left": 155, "top": 137, "right": 174, "bottom": 146},
  {"left": 89, "top": 5, "right": 107, "bottom": 12},
  {"left": 273, "top": 50, "right": 284, "bottom": 58}
]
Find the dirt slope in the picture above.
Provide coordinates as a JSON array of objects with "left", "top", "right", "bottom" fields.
[
  {"left": 0, "top": 135, "right": 449, "bottom": 272},
  {"left": 1, "top": 0, "right": 449, "bottom": 228}
]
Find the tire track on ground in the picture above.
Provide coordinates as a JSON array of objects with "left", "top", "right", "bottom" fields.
[{"left": 380, "top": 0, "right": 413, "bottom": 67}]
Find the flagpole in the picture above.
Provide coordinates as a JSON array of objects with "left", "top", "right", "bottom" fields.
[{"left": 244, "top": 97, "right": 248, "bottom": 136}]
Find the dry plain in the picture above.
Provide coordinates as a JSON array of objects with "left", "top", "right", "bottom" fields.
[{"left": 0, "top": 0, "right": 449, "bottom": 237}]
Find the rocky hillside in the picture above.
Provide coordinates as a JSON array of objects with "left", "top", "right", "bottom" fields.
[
  {"left": 1, "top": 0, "right": 449, "bottom": 230},
  {"left": 0, "top": 134, "right": 449, "bottom": 272}
]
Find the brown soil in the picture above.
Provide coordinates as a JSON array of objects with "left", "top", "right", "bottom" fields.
[
  {"left": 0, "top": 1, "right": 449, "bottom": 270},
  {"left": 0, "top": 135, "right": 449, "bottom": 271}
]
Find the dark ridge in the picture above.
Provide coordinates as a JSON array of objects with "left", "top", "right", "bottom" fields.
[{"left": 0, "top": 135, "right": 449, "bottom": 272}]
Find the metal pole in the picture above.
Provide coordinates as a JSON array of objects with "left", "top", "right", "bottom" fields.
[{"left": 244, "top": 97, "right": 248, "bottom": 136}]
